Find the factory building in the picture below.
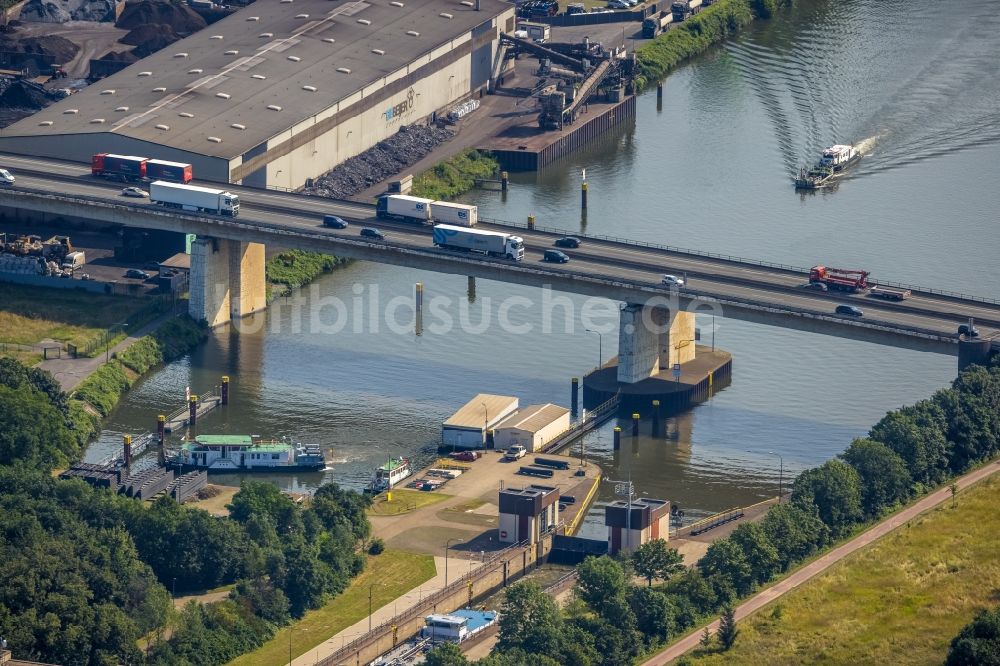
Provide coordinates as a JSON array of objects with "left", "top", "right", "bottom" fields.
[
  {"left": 493, "top": 403, "right": 570, "bottom": 453},
  {"left": 0, "top": 0, "right": 514, "bottom": 190}
]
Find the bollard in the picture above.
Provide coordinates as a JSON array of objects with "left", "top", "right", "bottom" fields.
[
  {"left": 651, "top": 400, "right": 661, "bottom": 437},
  {"left": 189, "top": 395, "right": 198, "bottom": 427},
  {"left": 632, "top": 412, "right": 640, "bottom": 437},
  {"left": 527, "top": 214, "right": 535, "bottom": 230},
  {"left": 415, "top": 282, "right": 424, "bottom": 336},
  {"left": 571, "top": 378, "right": 579, "bottom": 417},
  {"left": 613, "top": 426, "right": 621, "bottom": 450},
  {"left": 221, "top": 375, "right": 229, "bottom": 405},
  {"left": 467, "top": 276, "right": 477, "bottom": 303},
  {"left": 123, "top": 434, "right": 132, "bottom": 469},
  {"left": 415, "top": 282, "right": 424, "bottom": 311},
  {"left": 581, "top": 180, "right": 588, "bottom": 210},
  {"left": 157, "top": 414, "right": 165, "bottom": 445},
  {"left": 501, "top": 171, "right": 509, "bottom": 192}
]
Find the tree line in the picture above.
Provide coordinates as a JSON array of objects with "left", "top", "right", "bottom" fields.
[
  {"left": 0, "top": 358, "right": 373, "bottom": 665},
  {"left": 423, "top": 357, "right": 1000, "bottom": 665}
]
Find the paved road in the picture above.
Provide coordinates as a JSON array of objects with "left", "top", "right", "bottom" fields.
[
  {"left": 643, "top": 459, "right": 1000, "bottom": 666},
  {"left": 2, "top": 152, "right": 998, "bottom": 348}
]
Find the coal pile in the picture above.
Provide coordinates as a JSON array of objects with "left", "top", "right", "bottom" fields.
[
  {"left": 98, "top": 49, "right": 139, "bottom": 64},
  {"left": 19, "top": 0, "right": 118, "bottom": 22},
  {"left": 120, "top": 23, "right": 181, "bottom": 57},
  {"left": 303, "top": 124, "right": 455, "bottom": 200},
  {"left": 116, "top": 0, "right": 207, "bottom": 35},
  {"left": 0, "top": 79, "right": 55, "bottom": 128},
  {"left": 0, "top": 34, "right": 80, "bottom": 64}
]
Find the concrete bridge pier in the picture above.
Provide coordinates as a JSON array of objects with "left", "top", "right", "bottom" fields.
[
  {"left": 617, "top": 305, "right": 696, "bottom": 384},
  {"left": 189, "top": 237, "right": 266, "bottom": 327},
  {"left": 958, "top": 337, "right": 993, "bottom": 373}
]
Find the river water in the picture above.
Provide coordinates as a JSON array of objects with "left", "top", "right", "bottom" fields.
[{"left": 89, "top": 0, "right": 999, "bottom": 537}]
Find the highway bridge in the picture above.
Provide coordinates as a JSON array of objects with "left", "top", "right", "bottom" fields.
[{"left": 0, "top": 152, "right": 996, "bottom": 374}]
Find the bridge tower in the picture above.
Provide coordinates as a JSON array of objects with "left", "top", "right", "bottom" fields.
[{"left": 189, "top": 237, "right": 267, "bottom": 327}]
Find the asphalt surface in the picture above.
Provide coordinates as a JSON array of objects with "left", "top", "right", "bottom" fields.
[{"left": 0, "top": 152, "right": 997, "bottom": 347}]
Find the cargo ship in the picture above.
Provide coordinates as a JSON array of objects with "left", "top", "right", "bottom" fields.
[
  {"left": 166, "top": 434, "right": 326, "bottom": 473},
  {"left": 794, "top": 144, "right": 862, "bottom": 190},
  {"left": 366, "top": 457, "right": 412, "bottom": 493}
]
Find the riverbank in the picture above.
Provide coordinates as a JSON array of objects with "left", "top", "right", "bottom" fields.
[
  {"left": 410, "top": 149, "right": 501, "bottom": 200},
  {"left": 635, "top": 0, "right": 794, "bottom": 91},
  {"left": 265, "top": 249, "right": 351, "bottom": 298}
]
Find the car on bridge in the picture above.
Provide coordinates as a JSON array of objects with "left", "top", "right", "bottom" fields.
[
  {"left": 0, "top": 168, "right": 15, "bottom": 185},
  {"left": 958, "top": 323, "right": 980, "bottom": 338},
  {"left": 662, "top": 274, "right": 685, "bottom": 288},
  {"left": 323, "top": 215, "right": 348, "bottom": 229},
  {"left": 121, "top": 186, "right": 148, "bottom": 198},
  {"left": 360, "top": 227, "right": 385, "bottom": 240},
  {"left": 799, "top": 281, "right": 828, "bottom": 291},
  {"left": 835, "top": 304, "right": 864, "bottom": 317},
  {"left": 543, "top": 250, "right": 569, "bottom": 263},
  {"left": 554, "top": 237, "right": 580, "bottom": 248}
]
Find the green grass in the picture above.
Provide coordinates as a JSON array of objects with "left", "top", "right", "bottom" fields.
[
  {"left": 681, "top": 475, "right": 1000, "bottom": 665},
  {"left": 0, "top": 283, "right": 150, "bottom": 351},
  {"left": 227, "top": 549, "right": 437, "bottom": 666},
  {"left": 411, "top": 149, "right": 500, "bottom": 201},
  {"left": 370, "top": 488, "right": 451, "bottom": 515},
  {"left": 265, "top": 250, "right": 348, "bottom": 293}
]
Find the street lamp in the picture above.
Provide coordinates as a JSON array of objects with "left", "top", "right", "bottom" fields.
[
  {"left": 585, "top": 328, "right": 602, "bottom": 368},
  {"left": 368, "top": 584, "right": 377, "bottom": 633},
  {"left": 445, "top": 537, "right": 459, "bottom": 587},
  {"left": 769, "top": 450, "right": 785, "bottom": 503},
  {"left": 481, "top": 401, "right": 488, "bottom": 447}
]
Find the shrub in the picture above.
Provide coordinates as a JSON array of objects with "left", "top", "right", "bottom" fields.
[{"left": 368, "top": 537, "right": 385, "bottom": 555}]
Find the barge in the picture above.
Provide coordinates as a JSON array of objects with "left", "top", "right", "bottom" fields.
[
  {"left": 794, "top": 144, "right": 862, "bottom": 189},
  {"left": 166, "top": 434, "right": 325, "bottom": 473}
]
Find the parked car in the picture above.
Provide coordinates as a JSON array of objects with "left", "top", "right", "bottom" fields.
[
  {"left": 607, "top": 0, "right": 630, "bottom": 9},
  {"left": 554, "top": 236, "right": 580, "bottom": 248},
  {"left": 566, "top": 2, "right": 585, "bottom": 13},
  {"left": 835, "top": 304, "right": 863, "bottom": 317},
  {"left": 125, "top": 269, "right": 150, "bottom": 279},
  {"left": 543, "top": 249, "right": 569, "bottom": 263},
  {"left": 504, "top": 445, "right": 527, "bottom": 461},
  {"left": 79, "top": 273, "right": 93, "bottom": 281},
  {"left": 958, "top": 323, "right": 980, "bottom": 338},
  {"left": 450, "top": 450, "right": 482, "bottom": 462},
  {"left": 323, "top": 214, "right": 349, "bottom": 229},
  {"left": 800, "top": 281, "right": 828, "bottom": 291},
  {"left": 662, "top": 274, "right": 685, "bottom": 287},
  {"left": 121, "top": 186, "right": 148, "bottom": 198},
  {"left": 360, "top": 227, "right": 385, "bottom": 240},
  {"left": 0, "top": 168, "right": 15, "bottom": 185}
]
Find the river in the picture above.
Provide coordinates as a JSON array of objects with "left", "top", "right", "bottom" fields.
[{"left": 88, "top": 0, "right": 998, "bottom": 536}]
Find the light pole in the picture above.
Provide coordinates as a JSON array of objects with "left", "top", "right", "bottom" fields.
[
  {"left": 368, "top": 584, "right": 376, "bottom": 632},
  {"left": 769, "top": 450, "right": 784, "bottom": 502},
  {"left": 481, "top": 401, "right": 488, "bottom": 447},
  {"left": 445, "top": 537, "right": 459, "bottom": 587},
  {"left": 585, "top": 328, "right": 602, "bottom": 368},
  {"left": 106, "top": 321, "right": 128, "bottom": 362}
]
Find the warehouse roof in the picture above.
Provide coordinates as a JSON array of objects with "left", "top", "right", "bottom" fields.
[
  {"left": 443, "top": 393, "right": 518, "bottom": 430},
  {"left": 495, "top": 403, "right": 569, "bottom": 434},
  {"left": 4, "top": 0, "right": 509, "bottom": 159}
]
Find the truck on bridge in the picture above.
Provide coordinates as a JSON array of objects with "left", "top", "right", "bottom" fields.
[
  {"left": 91, "top": 153, "right": 193, "bottom": 183},
  {"left": 149, "top": 181, "right": 239, "bottom": 217},
  {"left": 377, "top": 195, "right": 478, "bottom": 227},
  {"left": 809, "top": 265, "right": 870, "bottom": 292},
  {"left": 432, "top": 224, "right": 524, "bottom": 261}
]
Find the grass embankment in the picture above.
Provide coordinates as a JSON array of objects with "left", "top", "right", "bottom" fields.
[
  {"left": 635, "top": 0, "right": 793, "bottom": 91},
  {"left": 0, "top": 283, "right": 151, "bottom": 360},
  {"left": 683, "top": 475, "right": 1000, "bottom": 665},
  {"left": 370, "top": 488, "right": 451, "bottom": 515},
  {"left": 227, "top": 549, "right": 437, "bottom": 666},
  {"left": 70, "top": 316, "right": 207, "bottom": 437},
  {"left": 266, "top": 250, "right": 350, "bottom": 297},
  {"left": 411, "top": 149, "right": 500, "bottom": 201}
]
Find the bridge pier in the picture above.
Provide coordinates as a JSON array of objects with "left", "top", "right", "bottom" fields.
[
  {"left": 617, "top": 305, "right": 696, "bottom": 384},
  {"left": 958, "top": 337, "right": 993, "bottom": 373},
  {"left": 189, "top": 237, "right": 266, "bottom": 327}
]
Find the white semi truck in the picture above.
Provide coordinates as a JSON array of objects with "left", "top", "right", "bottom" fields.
[
  {"left": 149, "top": 181, "right": 240, "bottom": 217},
  {"left": 431, "top": 201, "right": 478, "bottom": 227},
  {"left": 376, "top": 194, "right": 433, "bottom": 223},
  {"left": 432, "top": 224, "right": 523, "bottom": 261}
]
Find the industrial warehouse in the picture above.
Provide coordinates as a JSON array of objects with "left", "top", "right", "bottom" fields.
[{"left": 0, "top": 0, "right": 515, "bottom": 190}]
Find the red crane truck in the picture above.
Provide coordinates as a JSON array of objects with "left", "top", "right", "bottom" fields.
[{"left": 809, "top": 265, "right": 870, "bottom": 292}]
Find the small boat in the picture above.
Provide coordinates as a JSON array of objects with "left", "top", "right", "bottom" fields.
[
  {"left": 794, "top": 143, "right": 862, "bottom": 190},
  {"left": 166, "top": 434, "right": 326, "bottom": 473},
  {"left": 366, "top": 457, "right": 412, "bottom": 494}
]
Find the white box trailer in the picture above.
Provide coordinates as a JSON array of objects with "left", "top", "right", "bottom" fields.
[
  {"left": 431, "top": 201, "right": 478, "bottom": 227},
  {"left": 432, "top": 224, "right": 524, "bottom": 261},
  {"left": 376, "top": 194, "right": 433, "bottom": 223},
  {"left": 149, "top": 181, "right": 239, "bottom": 217},
  {"left": 61, "top": 251, "right": 86, "bottom": 270}
]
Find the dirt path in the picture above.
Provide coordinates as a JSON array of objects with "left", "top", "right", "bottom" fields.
[{"left": 643, "top": 459, "right": 1000, "bottom": 665}]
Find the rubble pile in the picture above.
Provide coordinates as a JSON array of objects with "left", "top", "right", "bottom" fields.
[
  {"left": 19, "top": 0, "right": 118, "bottom": 22},
  {"left": 0, "top": 79, "right": 56, "bottom": 128},
  {"left": 120, "top": 23, "right": 181, "bottom": 57},
  {"left": 0, "top": 34, "right": 80, "bottom": 64},
  {"left": 116, "top": 0, "right": 207, "bottom": 35},
  {"left": 303, "top": 124, "right": 455, "bottom": 200}
]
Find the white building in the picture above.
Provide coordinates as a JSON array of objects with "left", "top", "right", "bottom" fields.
[
  {"left": 498, "top": 484, "right": 560, "bottom": 544},
  {"left": 442, "top": 393, "right": 518, "bottom": 449},
  {"left": 493, "top": 403, "right": 570, "bottom": 452}
]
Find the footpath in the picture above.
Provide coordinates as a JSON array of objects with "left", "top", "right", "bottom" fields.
[
  {"left": 36, "top": 312, "right": 177, "bottom": 392},
  {"left": 643, "top": 459, "right": 1000, "bottom": 665}
]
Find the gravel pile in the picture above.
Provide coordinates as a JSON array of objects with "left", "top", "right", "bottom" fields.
[
  {"left": 116, "top": 0, "right": 206, "bottom": 34},
  {"left": 19, "top": 0, "right": 118, "bottom": 22},
  {"left": 0, "top": 79, "right": 55, "bottom": 128},
  {"left": 121, "top": 23, "right": 181, "bottom": 57},
  {"left": 0, "top": 34, "right": 80, "bottom": 64},
  {"left": 303, "top": 124, "right": 454, "bottom": 200}
]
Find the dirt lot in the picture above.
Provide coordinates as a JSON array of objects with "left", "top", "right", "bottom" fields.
[{"left": 14, "top": 21, "right": 129, "bottom": 79}]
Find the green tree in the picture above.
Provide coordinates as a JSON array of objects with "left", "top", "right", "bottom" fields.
[
  {"left": 945, "top": 606, "right": 1000, "bottom": 666},
  {"left": 936, "top": 367, "right": 1000, "bottom": 473},
  {"left": 423, "top": 641, "right": 469, "bottom": 666},
  {"left": 497, "top": 581, "right": 564, "bottom": 658},
  {"left": 310, "top": 482, "right": 372, "bottom": 541},
  {"left": 717, "top": 605, "right": 739, "bottom": 650},
  {"left": 0, "top": 385, "right": 75, "bottom": 468},
  {"left": 759, "top": 502, "right": 829, "bottom": 570},
  {"left": 699, "top": 538, "right": 754, "bottom": 596},
  {"left": 791, "top": 459, "right": 864, "bottom": 536},
  {"left": 627, "top": 586, "right": 675, "bottom": 642},
  {"left": 228, "top": 480, "right": 300, "bottom": 532},
  {"left": 728, "top": 523, "right": 780, "bottom": 587},
  {"left": 631, "top": 539, "right": 685, "bottom": 587},
  {"left": 576, "top": 556, "right": 631, "bottom": 620},
  {"left": 841, "top": 438, "right": 912, "bottom": 517},
  {"left": 869, "top": 400, "right": 949, "bottom": 485}
]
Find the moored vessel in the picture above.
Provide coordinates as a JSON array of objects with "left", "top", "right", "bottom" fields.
[
  {"left": 166, "top": 434, "right": 326, "bottom": 473},
  {"left": 366, "top": 457, "right": 412, "bottom": 493}
]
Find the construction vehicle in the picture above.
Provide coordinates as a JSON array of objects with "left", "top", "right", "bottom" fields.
[
  {"left": 42, "top": 235, "right": 73, "bottom": 263},
  {"left": 809, "top": 265, "right": 870, "bottom": 293},
  {"left": 643, "top": 11, "right": 673, "bottom": 38},
  {"left": 671, "top": 0, "right": 702, "bottom": 21}
]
